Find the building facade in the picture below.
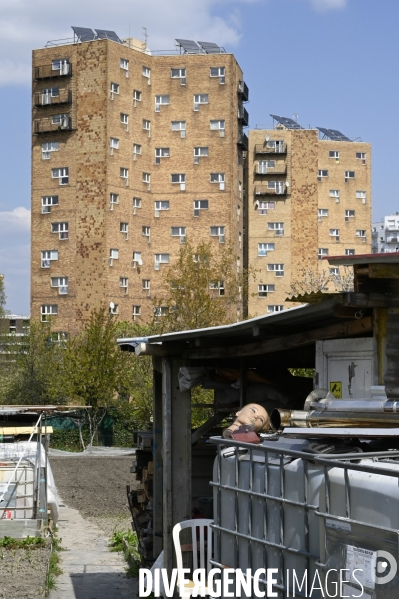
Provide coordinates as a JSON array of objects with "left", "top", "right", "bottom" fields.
[
  {"left": 31, "top": 32, "right": 248, "bottom": 335},
  {"left": 372, "top": 213, "right": 399, "bottom": 253},
  {"left": 247, "top": 118, "right": 371, "bottom": 315}
]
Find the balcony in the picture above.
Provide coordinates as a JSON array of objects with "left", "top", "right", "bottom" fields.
[
  {"left": 33, "top": 116, "right": 74, "bottom": 134},
  {"left": 34, "top": 88, "right": 72, "bottom": 106},
  {"left": 34, "top": 63, "right": 72, "bottom": 80},
  {"left": 255, "top": 165, "right": 287, "bottom": 175},
  {"left": 387, "top": 237, "right": 399, "bottom": 244},
  {"left": 255, "top": 184, "right": 287, "bottom": 196},
  {"left": 237, "top": 131, "right": 248, "bottom": 151},
  {"left": 237, "top": 106, "right": 249, "bottom": 127},
  {"left": 254, "top": 143, "right": 286, "bottom": 154},
  {"left": 238, "top": 80, "right": 249, "bottom": 102}
]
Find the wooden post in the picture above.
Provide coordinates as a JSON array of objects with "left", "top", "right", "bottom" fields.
[
  {"left": 153, "top": 368, "right": 163, "bottom": 557},
  {"left": 162, "top": 358, "right": 191, "bottom": 577}
]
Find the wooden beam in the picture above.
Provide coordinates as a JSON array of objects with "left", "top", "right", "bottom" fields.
[
  {"left": 185, "top": 316, "right": 372, "bottom": 360},
  {"left": 343, "top": 292, "right": 388, "bottom": 307},
  {"left": 152, "top": 369, "right": 163, "bottom": 558},
  {"left": 191, "top": 413, "right": 225, "bottom": 445},
  {"left": 369, "top": 264, "right": 399, "bottom": 279}
]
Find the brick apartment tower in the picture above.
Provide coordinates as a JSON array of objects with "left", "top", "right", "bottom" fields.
[
  {"left": 248, "top": 117, "right": 371, "bottom": 316},
  {"left": 31, "top": 31, "right": 249, "bottom": 336}
]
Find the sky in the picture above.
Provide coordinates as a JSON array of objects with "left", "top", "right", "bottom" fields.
[{"left": 0, "top": 0, "right": 398, "bottom": 314}]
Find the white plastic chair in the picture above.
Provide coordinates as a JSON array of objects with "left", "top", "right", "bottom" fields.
[{"left": 172, "top": 518, "right": 214, "bottom": 596}]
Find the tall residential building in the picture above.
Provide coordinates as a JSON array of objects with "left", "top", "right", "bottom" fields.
[
  {"left": 247, "top": 117, "right": 371, "bottom": 315},
  {"left": 372, "top": 213, "right": 399, "bottom": 253},
  {"left": 31, "top": 29, "right": 249, "bottom": 335}
]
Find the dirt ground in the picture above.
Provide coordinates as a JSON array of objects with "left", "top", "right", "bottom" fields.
[
  {"left": 50, "top": 456, "right": 137, "bottom": 537},
  {"left": 0, "top": 544, "right": 51, "bottom": 599}
]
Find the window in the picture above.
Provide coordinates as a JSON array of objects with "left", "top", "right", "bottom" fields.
[
  {"left": 52, "top": 167, "right": 69, "bottom": 185},
  {"left": 109, "top": 303, "right": 118, "bottom": 315},
  {"left": 171, "top": 174, "right": 186, "bottom": 190},
  {"left": 171, "top": 121, "right": 186, "bottom": 138},
  {"left": 210, "top": 67, "right": 225, "bottom": 83},
  {"left": 120, "top": 113, "right": 129, "bottom": 126},
  {"left": 155, "top": 201, "right": 169, "bottom": 214},
  {"left": 133, "top": 90, "right": 142, "bottom": 104},
  {"left": 133, "top": 197, "right": 142, "bottom": 212},
  {"left": 329, "top": 190, "right": 340, "bottom": 202},
  {"left": 267, "top": 140, "right": 285, "bottom": 152},
  {"left": 41, "top": 305, "right": 58, "bottom": 321},
  {"left": 110, "top": 193, "right": 119, "bottom": 208},
  {"left": 154, "top": 254, "right": 170, "bottom": 270},
  {"left": 267, "top": 181, "right": 285, "bottom": 194},
  {"left": 42, "top": 196, "right": 58, "bottom": 214},
  {"left": 210, "top": 173, "right": 225, "bottom": 190},
  {"left": 143, "top": 119, "right": 151, "bottom": 133},
  {"left": 345, "top": 249, "right": 355, "bottom": 255},
  {"left": 155, "top": 148, "right": 170, "bottom": 164},
  {"left": 329, "top": 228, "right": 340, "bottom": 240},
  {"left": 267, "top": 264, "right": 284, "bottom": 277},
  {"left": 120, "top": 277, "right": 128, "bottom": 289},
  {"left": 120, "top": 167, "right": 129, "bottom": 181},
  {"left": 267, "top": 305, "right": 284, "bottom": 313},
  {"left": 41, "top": 87, "right": 60, "bottom": 104},
  {"left": 345, "top": 210, "right": 355, "bottom": 221},
  {"left": 41, "top": 250, "right": 58, "bottom": 268},
  {"left": 318, "top": 170, "right": 328, "bottom": 179},
  {"left": 110, "top": 82, "right": 119, "bottom": 96},
  {"left": 51, "top": 332, "right": 68, "bottom": 344},
  {"left": 193, "top": 94, "right": 208, "bottom": 111},
  {"left": 155, "top": 95, "right": 170, "bottom": 111},
  {"left": 257, "top": 160, "right": 275, "bottom": 174},
  {"left": 51, "top": 113, "right": 69, "bottom": 127},
  {"left": 258, "top": 243, "right": 275, "bottom": 256},
  {"left": 120, "top": 58, "right": 129, "bottom": 70},
  {"left": 171, "top": 227, "right": 186, "bottom": 240},
  {"left": 51, "top": 222, "right": 68, "bottom": 239},
  {"left": 51, "top": 277, "right": 68, "bottom": 294},
  {"left": 143, "top": 172, "right": 150, "bottom": 185},
  {"left": 142, "top": 279, "right": 150, "bottom": 290},
  {"left": 210, "top": 281, "right": 225, "bottom": 296},
  {"left": 194, "top": 200, "right": 208, "bottom": 216},
  {"left": 258, "top": 284, "right": 275, "bottom": 297},
  {"left": 110, "top": 137, "right": 119, "bottom": 150},
  {"left": 120, "top": 222, "right": 128, "bottom": 236},
  {"left": 210, "top": 120, "right": 225, "bottom": 131},
  {"left": 345, "top": 171, "right": 355, "bottom": 181},
  {"left": 132, "top": 251, "right": 142, "bottom": 267},
  {"left": 318, "top": 248, "right": 329, "bottom": 260},
  {"left": 42, "top": 142, "right": 59, "bottom": 160},
  {"left": 258, "top": 201, "right": 275, "bottom": 215},
  {"left": 154, "top": 306, "right": 169, "bottom": 317},
  {"left": 171, "top": 68, "right": 186, "bottom": 82},
  {"left": 356, "top": 191, "right": 366, "bottom": 204},
  {"left": 356, "top": 230, "right": 366, "bottom": 238},
  {"left": 133, "top": 143, "right": 142, "bottom": 158},
  {"left": 109, "top": 249, "right": 119, "bottom": 265},
  {"left": 330, "top": 267, "right": 339, "bottom": 276},
  {"left": 132, "top": 305, "right": 141, "bottom": 320},
  {"left": 52, "top": 59, "right": 69, "bottom": 75},
  {"left": 356, "top": 152, "right": 366, "bottom": 162},
  {"left": 210, "top": 226, "right": 225, "bottom": 243},
  {"left": 268, "top": 222, "right": 284, "bottom": 235},
  {"left": 318, "top": 209, "right": 329, "bottom": 220},
  {"left": 329, "top": 151, "right": 339, "bottom": 159},
  {"left": 194, "top": 147, "right": 209, "bottom": 163},
  {"left": 142, "top": 66, "right": 151, "bottom": 79},
  {"left": 142, "top": 226, "right": 150, "bottom": 239}
]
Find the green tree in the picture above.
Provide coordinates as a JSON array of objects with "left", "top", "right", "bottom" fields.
[{"left": 153, "top": 239, "right": 255, "bottom": 334}]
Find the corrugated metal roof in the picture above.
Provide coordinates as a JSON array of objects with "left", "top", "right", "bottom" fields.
[{"left": 326, "top": 253, "right": 399, "bottom": 266}]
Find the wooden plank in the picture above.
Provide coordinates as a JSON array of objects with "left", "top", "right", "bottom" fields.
[
  {"left": 191, "top": 413, "right": 225, "bottom": 445},
  {"left": 185, "top": 316, "right": 373, "bottom": 360},
  {"left": 0, "top": 427, "right": 53, "bottom": 435},
  {"left": 369, "top": 264, "right": 399, "bottom": 279},
  {"left": 162, "top": 359, "right": 172, "bottom": 574},
  {"left": 152, "top": 369, "right": 163, "bottom": 558},
  {"left": 343, "top": 292, "right": 388, "bottom": 307}
]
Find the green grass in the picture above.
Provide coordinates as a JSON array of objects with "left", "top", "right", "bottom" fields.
[
  {"left": 45, "top": 530, "right": 63, "bottom": 594},
  {"left": 109, "top": 529, "right": 140, "bottom": 578},
  {"left": 0, "top": 535, "right": 46, "bottom": 550}
]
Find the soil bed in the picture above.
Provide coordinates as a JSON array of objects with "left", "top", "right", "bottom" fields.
[{"left": 0, "top": 543, "right": 51, "bottom": 599}]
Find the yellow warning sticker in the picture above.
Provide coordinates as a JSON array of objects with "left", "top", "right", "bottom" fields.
[{"left": 330, "top": 382, "right": 342, "bottom": 399}]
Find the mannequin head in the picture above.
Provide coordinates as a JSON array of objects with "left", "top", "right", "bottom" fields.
[{"left": 223, "top": 403, "right": 270, "bottom": 438}]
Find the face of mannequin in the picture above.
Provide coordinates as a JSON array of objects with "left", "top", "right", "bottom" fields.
[{"left": 225, "top": 403, "right": 270, "bottom": 434}]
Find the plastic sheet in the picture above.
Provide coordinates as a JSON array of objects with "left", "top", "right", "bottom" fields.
[{"left": 48, "top": 446, "right": 136, "bottom": 457}]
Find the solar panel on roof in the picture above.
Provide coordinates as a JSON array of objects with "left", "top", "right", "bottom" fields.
[
  {"left": 197, "top": 41, "right": 224, "bottom": 54},
  {"left": 175, "top": 39, "right": 201, "bottom": 54},
  {"left": 270, "top": 114, "right": 303, "bottom": 129},
  {"left": 71, "top": 27, "right": 96, "bottom": 42},
  {"left": 95, "top": 29, "right": 122, "bottom": 43},
  {"left": 317, "top": 127, "right": 352, "bottom": 142}
]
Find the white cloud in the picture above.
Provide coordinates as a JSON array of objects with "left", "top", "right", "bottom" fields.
[
  {"left": 308, "top": 0, "right": 347, "bottom": 11},
  {"left": 0, "top": 0, "right": 251, "bottom": 86},
  {"left": 0, "top": 207, "right": 30, "bottom": 233}
]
